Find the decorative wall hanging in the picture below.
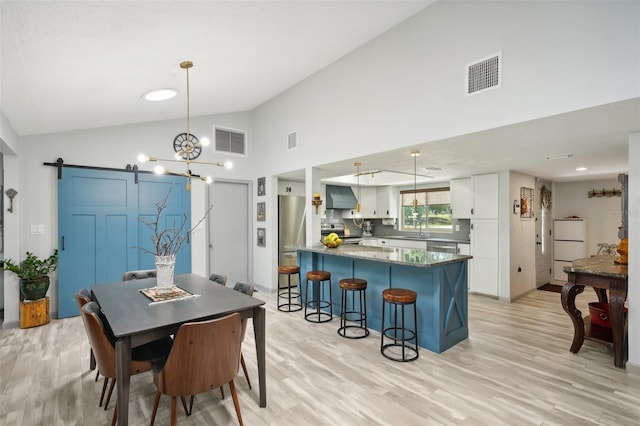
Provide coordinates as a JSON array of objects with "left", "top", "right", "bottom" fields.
[
  {"left": 520, "top": 187, "right": 534, "bottom": 219},
  {"left": 257, "top": 228, "right": 266, "bottom": 247},
  {"left": 257, "top": 177, "right": 266, "bottom": 196},
  {"left": 257, "top": 202, "right": 266, "bottom": 221}
]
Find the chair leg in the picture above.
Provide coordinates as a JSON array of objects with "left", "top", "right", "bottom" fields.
[
  {"left": 228, "top": 379, "right": 243, "bottom": 426},
  {"left": 104, "top": 379, "right": 116, "bottom": 410},
  {"left": 111, "top": 404, "right": 117, "bottom": 426},
  {"left": 219, "top": 385, "right": 225, "bottom": 399},
  {"left": 150, "top": 392, "right": 161, "bottom": 426},
  {"left": 240, "top": 352, "right": 252, "bottom": 390},
  {"left": 170, "top": 396, "right": 177, "bottom": 426},
  {"left": 95, "top": 369, "right": 100, "bottom": 382},
  {"left": 99, "top": 377, "right": 109, "bottom": 406},
  {"left": 180, "top": 395, "right": 194, "bottom": 416}
]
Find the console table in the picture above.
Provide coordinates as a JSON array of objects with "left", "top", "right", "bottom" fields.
[{"left": 560, "top": 256, "right": 628, "bottom": 368}]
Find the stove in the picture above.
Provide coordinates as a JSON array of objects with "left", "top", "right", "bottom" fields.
[{"left": 321, "top": 223, "right": 364, "bottom": 244}]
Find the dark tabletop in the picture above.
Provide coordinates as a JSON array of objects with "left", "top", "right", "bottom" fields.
[{"left": 92, "top": 273, "right": 265, "bottom": 339}]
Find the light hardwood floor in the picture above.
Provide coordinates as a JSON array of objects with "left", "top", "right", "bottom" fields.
[{"left": 1, "top": 288, "right": 639, "bottom": 425}]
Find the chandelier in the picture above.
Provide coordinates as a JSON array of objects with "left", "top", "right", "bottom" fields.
[{"left": 138, "top": 61, "right": 232, "bottom": 190}]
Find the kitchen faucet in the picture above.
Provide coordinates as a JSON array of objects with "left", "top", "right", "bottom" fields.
[{"left": 418, "top": 220, "right": 427, "bottom": 239}]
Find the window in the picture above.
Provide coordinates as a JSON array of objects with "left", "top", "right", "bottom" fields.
[{"left": 400, "top": 188, "right": 452, "bottom": 232}]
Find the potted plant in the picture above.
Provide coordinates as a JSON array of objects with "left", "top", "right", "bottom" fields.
[{"left": 5, "top": 249, "right": 58, "bottom": 300}]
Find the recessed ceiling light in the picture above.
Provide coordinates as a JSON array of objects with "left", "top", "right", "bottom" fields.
[
  {"left": 576, "top": 167, "right": 588, "bottom": 171},
  {"left": 546, "top": 154, "right": 574, "bottom": 160},
  {"left": 141, "top": 88, "right": 178, "bottom": 101}
]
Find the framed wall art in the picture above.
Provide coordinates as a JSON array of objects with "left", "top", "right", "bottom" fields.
[
  {"left": 520, "top": 187, "right": 534, "bottom": 219},
  {"left": 257, "top": 202, "right": 266, "bottom": 221},
  {"left": 257, "top": 177, "right": 266, "bottom": 196},
  {"left": 257, "top": 227, "right": 266, "bottom": 247}
]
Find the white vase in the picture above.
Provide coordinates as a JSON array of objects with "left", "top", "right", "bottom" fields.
[{"left": 155, "top": 254, "right": 176, "bottom": 290}]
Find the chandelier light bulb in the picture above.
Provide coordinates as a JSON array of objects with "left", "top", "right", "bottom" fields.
[
  {"left": 154, "top": 165, "right": 165, "bottom": 175},
  {"left": 204, "top": 176, "right": 213, "bottom": 184},
  {"left": 225, "top": 161, "right": 233, "bottom": 169},
  {"left": 138, "top": 154, "right": 148, "bottom": 163},
  {"left": 174, "top": 152, "right": 183, "bottom": 160},
  {"left": 200, "top": 137, "right": 210, "bottom": 147}
]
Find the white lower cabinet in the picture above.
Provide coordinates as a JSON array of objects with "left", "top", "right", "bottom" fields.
[
  {"left": 469, "top": 219, "right": 499, "bottom": 296},
  {"left": 457, "top": 243, "right": 470, "bottom": 255}
]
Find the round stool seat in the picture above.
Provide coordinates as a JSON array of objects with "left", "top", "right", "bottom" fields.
[
  {"left": 278, "top": 265, "right": 303, "bottom": 312},
  {"left": 339, "top": 278, "right": 367, "bottom": 291},
  {"left": 337, "top": 278, "right": 369, "bottom": 339},
  {"left": 306, "top": 270, "right": 331, "bottom": 281},
  {"left": 304, "top": 270, "right": 333, "bottom": 323},
  {"left": 381, "top": 288, "right": 418, "bottom": 362},
  {"left": 382, "top": 288, "right": 417, "bottom": 304},
  {"left": 278, "top": 265, "right": 300, "bottom": 274}
]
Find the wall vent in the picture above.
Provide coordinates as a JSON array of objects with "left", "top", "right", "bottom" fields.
[
  {"left": 287, "top": 131, "right": 298, "bottom": 150},
  {"left": 214, "top": 126, "right": 246, "bottom": 155},
  {"left": 466, "top": 52, "right": 502, "bottom": 96}
]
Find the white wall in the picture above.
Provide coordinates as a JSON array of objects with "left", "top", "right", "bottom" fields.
[
  {"left": 627, "top": 132, "right": 639, "bottom": 373},
  {"left": 508, "top": 171, "right": 537, "bottom": 300},
  {"left": 553, "top": 179, "right": 622, "bottom": 256}
]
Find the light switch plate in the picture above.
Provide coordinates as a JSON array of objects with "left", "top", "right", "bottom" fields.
[{"left": 31, "top": 224, "right": 45, "bottom": 235}]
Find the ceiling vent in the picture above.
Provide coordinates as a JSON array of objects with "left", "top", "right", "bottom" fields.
[
  {"left": 215, "top": 126, "right": 246, "bottom": 155},
  {"left": 466, "top": 52, "right": 502, "bottom": 96},
  {"left": 287, "top": 131, "right": 298, "bottom": 150}
]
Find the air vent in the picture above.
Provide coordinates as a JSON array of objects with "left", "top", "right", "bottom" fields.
[
  {"left": 466, "top": 52, "right": 501, "bottom": 96},
  {"left": 215, "top": 127, "right": 246, "bottom": 155},
  {"left": 287, "top": 131, "right": 297, "bottom": 150}
]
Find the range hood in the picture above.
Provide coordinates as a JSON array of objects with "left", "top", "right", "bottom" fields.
[{"left": 326, "top": 185, "right": 358, "bottom": 209}]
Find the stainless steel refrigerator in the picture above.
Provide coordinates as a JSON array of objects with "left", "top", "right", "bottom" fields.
[{"left": 278, "top": 195, "right": 306, "bottom": 288}]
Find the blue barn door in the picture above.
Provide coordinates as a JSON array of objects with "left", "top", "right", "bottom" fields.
[{"left": 57, "top": 168, "right": 190, "bottom": 318}]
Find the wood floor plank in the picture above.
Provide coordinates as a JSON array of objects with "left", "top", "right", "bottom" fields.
[{"left": 1, "top": 289, "right": 639, "bottom": 425}]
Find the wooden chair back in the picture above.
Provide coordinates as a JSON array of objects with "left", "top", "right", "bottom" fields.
[
  {"left": 80, "top": 301, "right": 151, "bottom": 379},
  {"left": 122, "top": 269, "right": 157, "bottom": 281},
  {"left": 209, "top": 273, "right": 228, "bottom": 286},
  {"left": 153, "top": 313, "right": 242, "bottom": 397},
  {"left": 233, "top": 282, "right": 254, "bottom": 339},
  {"left": 74, "top": 288, "right": 92, "bottom": 311}
]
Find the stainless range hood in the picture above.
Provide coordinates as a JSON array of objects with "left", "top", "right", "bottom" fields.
[{"left": 325, "top": 185, "right": 358, "bottom": 209}]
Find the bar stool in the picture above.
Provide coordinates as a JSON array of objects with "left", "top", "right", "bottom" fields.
[
  {"left": 304, "top": 270, "right": 332, "bottom": 323},
  {"left": 380, "top": 288, "right": 418, "bottom": 362},
  {"left": 337, "top": 278, "right": 369, "bottom": 339},
  {"left": 277, "top": 265, "right": 303, "bottom": 312}
]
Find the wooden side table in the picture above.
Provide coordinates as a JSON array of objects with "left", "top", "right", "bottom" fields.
[
  {"left": 561, "top": 256, "right": 627, "bottom": 368},
  {"left": 19, "top": 296, "right": 50, "bottom": 328}
]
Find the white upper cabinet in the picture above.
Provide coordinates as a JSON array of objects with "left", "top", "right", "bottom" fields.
[
  {"left": 376, "top": 186, "right": 399, "bottom": 219},
  {"left": 471, "top": 173, "right": 499, "bottom": 219},
  {"left": 450, "top": 178, "right": 472, "bottom": 219}
]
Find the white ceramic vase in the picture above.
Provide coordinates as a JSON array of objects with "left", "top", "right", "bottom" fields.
[{"left": 155, "top": 254, "right": 176, "bottom": 290}]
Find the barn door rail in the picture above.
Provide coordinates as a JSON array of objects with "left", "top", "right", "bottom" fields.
[{"left": 43, "top": 158, "right": 202, "bottom": 183}]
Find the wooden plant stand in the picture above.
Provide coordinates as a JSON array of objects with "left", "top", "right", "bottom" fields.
[{"left": 19, "top": 296, "right": 50, "bottom": 328}]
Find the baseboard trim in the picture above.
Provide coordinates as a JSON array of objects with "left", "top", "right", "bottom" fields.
[
  {"left": 2, "top": 320, "right": 19, "bottom": 329},
  {"left": 626, "top": 361, "right": 640, "bottom": 376}
]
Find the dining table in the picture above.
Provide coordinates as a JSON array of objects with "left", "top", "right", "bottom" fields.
[{"left": 91, "top": 273, "right": 267, "bottom": 426}]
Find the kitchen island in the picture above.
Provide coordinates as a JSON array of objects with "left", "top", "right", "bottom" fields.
[{"left": 297, "top": 245, "right": 471, "bottom": 353}]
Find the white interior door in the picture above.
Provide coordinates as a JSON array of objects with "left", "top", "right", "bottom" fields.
[
  {"left": 209, "top": 181, "right": 250, "bottom": 287},
  {"left": 535, "top": 180, "right": 552, "bottom": 287}
]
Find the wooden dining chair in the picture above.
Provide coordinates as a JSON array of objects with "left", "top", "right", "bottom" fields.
[
  {"left": 150, "top": 313, "right": 244, "bottom": 426},
  {"left": 233, "top": 282, "right": 255, "bottom": 390},
  {"left": 122, "top": 269, "right": 157, "bottom": 281},
  {"left": 80, "top": 301, "right": 173, "bottom": 420},
  {"left": 209, "top": 273, "right": 228, "bottom": 286},
  {"left": 75, "top": 289, "right": 100, "bottom": 382}
]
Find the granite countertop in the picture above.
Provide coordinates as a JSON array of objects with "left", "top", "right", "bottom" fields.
[
  {"left": 364, "top": 236, "right": 471, "bottom": 244},
  {"left": 298, "top": 244, "right": 472, "bottom": 268},
  {"left": 563, "top": 255, "right": 628, "bottom": 279}
]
